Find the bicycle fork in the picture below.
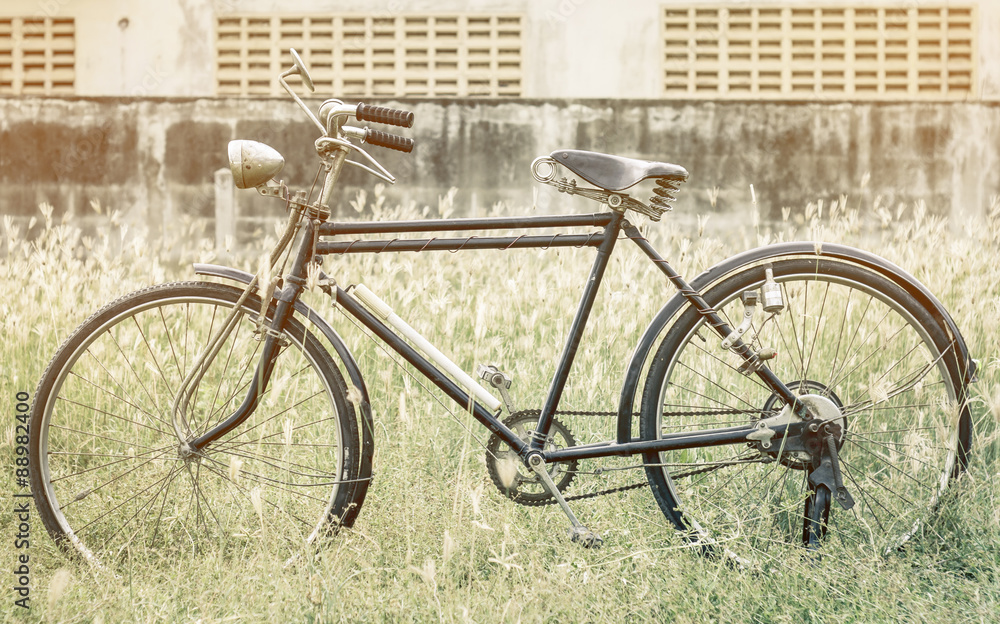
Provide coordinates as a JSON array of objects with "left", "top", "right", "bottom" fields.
[
  {"left": 176, "top": 146, "right": 351, "bottom": 455},
  {"left": 174, "top": 225, "right": 315, "bottom": 456}
]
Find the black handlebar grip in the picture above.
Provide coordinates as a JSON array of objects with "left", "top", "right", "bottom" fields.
[
  {"left": 364, "top": 129, "right": 414, "bottom": 153},
  {"left": 356, "top": 103, "right": 414, "bottom": 128}
]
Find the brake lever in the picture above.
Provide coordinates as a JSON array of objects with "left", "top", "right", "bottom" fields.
[
  {"left": 343, "top": 160, "right": 395, "bottom": 184},
  {"left": 315, "top": 135, "right": 396, "bottom": 184}
]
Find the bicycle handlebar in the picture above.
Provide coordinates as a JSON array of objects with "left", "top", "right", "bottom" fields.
[
  {"left": 356, "top": 103, "right": 415, "bottom": 128},
  {"left": 363, "top": 129, "right": 414, "bottom": 153}
]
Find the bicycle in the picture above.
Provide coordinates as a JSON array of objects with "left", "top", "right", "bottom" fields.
[{"left": 29, "top": 50, "right": 977, "bottom": 567}]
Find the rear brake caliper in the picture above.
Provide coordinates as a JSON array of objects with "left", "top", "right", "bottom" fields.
[{"left": 722, "top": 288, "right": 779, "bottom": 376}]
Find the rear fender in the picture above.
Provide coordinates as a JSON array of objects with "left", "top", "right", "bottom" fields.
[
  {"left": 193, "top": 263, "right": 374, "bottom": 527},
  {"left": 616, "top": 243, "right": 976, "bottom": 444}
]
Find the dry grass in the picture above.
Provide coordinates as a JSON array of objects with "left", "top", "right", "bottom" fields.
[{"left": 1, "top": 190, "right": 998, "bottom": 623}]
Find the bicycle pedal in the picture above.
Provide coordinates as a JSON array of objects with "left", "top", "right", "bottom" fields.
[
  {"left": 476, "top": 363, "right": 511, "bottom": 389},
  {"left": 568, "top": 526, "right": 603, "bottom": 549},
  {"left": 476, "top": 364, "right": 516, "bottom": 413}
]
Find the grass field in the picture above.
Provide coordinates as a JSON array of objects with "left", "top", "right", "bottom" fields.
[{"left": 2, "top": 194, "right": 999, "bottom": 623}]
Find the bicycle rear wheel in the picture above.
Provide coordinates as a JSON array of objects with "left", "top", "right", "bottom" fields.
[
  {"left": 30, "top": 282, "right": 361, "bottom": 566},
  {"left": 640, "top": 258, "right": 970, "bottom": 554}
]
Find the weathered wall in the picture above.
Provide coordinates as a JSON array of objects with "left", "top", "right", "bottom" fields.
[{"left": 1, "top": 97, "right": 998, "bottom": 232}]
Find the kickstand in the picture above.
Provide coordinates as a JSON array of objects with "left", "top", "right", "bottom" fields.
[{"left": 528, "top": 455, "right": 602, "bottom": 548}]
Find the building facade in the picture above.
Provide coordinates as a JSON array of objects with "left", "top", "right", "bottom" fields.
[
  {"left": 1, "top": 1, "right": 996, "bottom": 231},
  {"left": 2, "top": 0, "right": 995, "bottom": 101}
]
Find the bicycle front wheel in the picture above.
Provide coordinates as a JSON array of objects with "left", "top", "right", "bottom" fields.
[
  {"left": 30, "top": 282, "right": 361, "bottom": 566},
  {"left": 640, "top": 258, "right": 970, "bottom": 554}
]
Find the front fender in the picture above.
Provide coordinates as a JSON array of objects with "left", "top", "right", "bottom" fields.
[
  {"left": 193, "top": 263, "right": 374, "bottom": 527},
  {"left": 616, "top": 243, "right": 976, "bottom": 443}
]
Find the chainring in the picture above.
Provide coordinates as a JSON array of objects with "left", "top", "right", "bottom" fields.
[{"left": 486, "top": 411, "right": 578, "bottom": 507}]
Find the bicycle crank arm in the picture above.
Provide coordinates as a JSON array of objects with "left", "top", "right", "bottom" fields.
[{"left": 528, "top": 454, "right": 603, "bottom": 548}]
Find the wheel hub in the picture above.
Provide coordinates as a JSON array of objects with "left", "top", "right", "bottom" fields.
[{"left": 754, "top": 381, "right": 847, "bottom": 470}]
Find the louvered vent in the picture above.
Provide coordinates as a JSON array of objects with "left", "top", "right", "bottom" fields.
[
  {"left": 216, "top": 15, "right": 523, "bottom": 97},
  {"left": 0, "top": 17, "right": 75, "bottom": 95},
  {"left": 663, "top": 6, "right": 976, "bottom": 99}
]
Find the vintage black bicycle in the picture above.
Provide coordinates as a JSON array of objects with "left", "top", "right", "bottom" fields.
[{"left": 29, "top": 50, "right": 976, "bottom": 567}]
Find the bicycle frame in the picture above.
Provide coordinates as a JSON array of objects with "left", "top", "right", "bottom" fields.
[
  {"left": 183, "top": 50, "right": 976, "bottom": 475},
  {"left": 191, "top": 204, "right": 808, "bottom": 465}
]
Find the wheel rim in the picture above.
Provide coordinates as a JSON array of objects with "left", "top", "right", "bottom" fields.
[
  {"left": 36, "top": 286, "right": 350, "bottom": 565},
  {"left": 648, "top": 263, "right": 964, "bottom": 553}
]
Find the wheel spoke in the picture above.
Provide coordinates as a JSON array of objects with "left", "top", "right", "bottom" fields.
[
  {"left": 802, "top": 280, "right": 831, "bottom": 383},
  {"left": 781, "top": 280, "right": 808, "bottom": 380},
  {"left": 132, "top": 315, "right": 176, "bottom": 398},
  {"left": 665, "top": 373, "right": 756, "bottom": 412},
  {"left": 49, "top": 443, "right": 178, "bottom": 484},
  {"left": 207, "top": 385, "right": 324, "bottom": 445},
  {"left": 72, "top": 455, "right": 179, "bottom": 533},
  {"left": 107, "top": 327, "right": 162, "bottom": 411},
  {"left": 838, "top": 454, "right": 920, "bottom": 508},
  {"left": 844, "top": 432, "right": 939, "bottom": 471},
  {"left": 79, "top": 352, "right": 171, "bottom": 431},
  {"left": 688, "top": 339, "right": 774, "bottom": 395},
  {"left": 49, "top": 420, "right": 160, "bottom": 454},
  {"left": 206, "top": 444, "right": 340, "bottom": 482},
  {"left": 55, "top": 393, "right": 169, "bottom": 437},
  {"left": 197, "top": 460, "right": 322, "bottom": 533},
  {"left": 108, "top": 464, "right": 187, "bottom": 551}
]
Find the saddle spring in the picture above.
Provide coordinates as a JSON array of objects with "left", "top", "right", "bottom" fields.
[{"left": 649, "top": 176, "right": 685, "bottom": 213}]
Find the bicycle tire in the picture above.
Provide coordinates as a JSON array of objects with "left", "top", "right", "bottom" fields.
[
  {"left": 29, "top": 281, "right": 361, "bottom": 566},
  {"left": 639, "top": 258, "right": 971, "bottom": 554}
]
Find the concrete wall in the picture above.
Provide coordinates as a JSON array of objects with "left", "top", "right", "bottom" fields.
[
  {"left": 2, "top": 97, "right": 997, "bottom": 234},
  {"left": 3, "top": 0, "right": 999, "bottom": 99}
]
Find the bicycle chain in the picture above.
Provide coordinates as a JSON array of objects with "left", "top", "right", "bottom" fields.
[
  {"left": 552, "top": 460, "right": 741, "bottom": 506},
  {"left": 503, "top": 408, "right": 761, "bottom": 507},
  {"left": 545, "top": 408, "right": 757, "bottom": 418}
]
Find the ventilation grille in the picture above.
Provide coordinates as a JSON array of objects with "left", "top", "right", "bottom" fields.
[
  {"left": 216, "top": 15, "right": 523, "bottom": 97},
  {"left": 663, "top": 6, "right": 976, "bottom": 99},
  {"left": 0, "top": 17, "right": 75, "bottom": 95}
]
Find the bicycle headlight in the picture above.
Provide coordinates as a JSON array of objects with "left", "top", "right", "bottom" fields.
[{"left": 227, "top": 140, "right": 285, "bottom": 189}]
